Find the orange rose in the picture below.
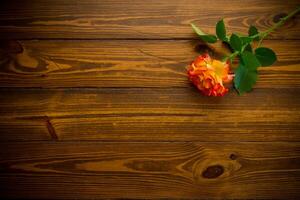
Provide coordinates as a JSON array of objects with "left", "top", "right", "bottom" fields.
[{"left": 187, "top": 53, "right": 233, "bottom": 96}]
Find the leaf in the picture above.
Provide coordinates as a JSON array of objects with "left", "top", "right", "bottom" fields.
[
  {"left": 241, "top": 51, "right": 261, "bottom": 70},
  {"left": 230, "top": 34, "right": 242, "bottom": 52},
  {"left": 248, "top": 25, "right": 259, "bottom": 41},
  {"left": 216, "top": 19, "right": 227, "bottom": 41},
  {"left": 234, "top": 51, "right": 260, "bottom": 94},
  {"left": 234, "top": 63, "right": 258, "bottom": 94},
  {"left": 191, "top": 23, "right": 217, "bottom": 43},
  {"left": 255, "top": 47, "right": 277, "bottom": 66},
  {"left": 240, "top": 36, "right": 253, "bottom": 45},
  {"left": 244, "top": 44, "right": 253, "bottom": 52},
  {"left": 240, "top": 36, "right": 253, "bottom": 52}
]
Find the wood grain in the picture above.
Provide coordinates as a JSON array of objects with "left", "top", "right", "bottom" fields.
[
  {"left": 0, "top": 40, "right": 299, "bottom": 88},
  {"left": 0, "top": 142, "right": 299, "bottom": 199},
  {"left": 1, "top": 0, "right": 300, "bottom": 198},
  {"left": 0, "top": 88, "right": 299, "bottom": 142},
  {"left": 0, "top": 0, "right": 299, "bottom": 39},
  {"left": 0, "top": 119, "right": 51, "bottom": 141}
]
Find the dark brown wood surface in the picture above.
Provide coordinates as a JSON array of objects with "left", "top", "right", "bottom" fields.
[
  {"left": 0, "top": 88, "right": 299, "bottom": 142},
  {"left": 0, "top": 40, "right": 299, "bottom": 88},
  {"left": 1, "top": 142, "right": 300, "bottom": 199},
  {"left": 0, "top": 0, "right": 299, "bottom": 199},
  {"left": 0, "top": 0, "right": 299, "bottom": 39}
]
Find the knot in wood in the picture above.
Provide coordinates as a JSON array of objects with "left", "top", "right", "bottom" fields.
[
  {"left": 202, "top": 164, "right": 224, "bottom": 179},
  {"left": 229, "top": 153, "right": 237, "bottom": 160},
  {"left": 0, "top": 40, "right": 23, "bottom": 54}
]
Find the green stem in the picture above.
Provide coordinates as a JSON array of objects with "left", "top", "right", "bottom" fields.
[
  {"left": 223, "top": 7, "right": 299, "bottom": 62},
  {"left": 222, "top": 51, "right": 239, "bottom": 62},
  {"left": 253, "top": 6, "right": 300, "bottom": 46},
  {"left": 229, "top": 51, "right": 239, "bottom": 59}
]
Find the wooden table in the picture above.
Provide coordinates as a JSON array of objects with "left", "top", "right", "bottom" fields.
[{"left": 0, "top": 0, "right": 299, "bottom": 199}]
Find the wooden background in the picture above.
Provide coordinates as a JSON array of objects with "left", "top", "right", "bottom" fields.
[{"left": 0, "top": 0, "right": 300, "bottom": 199}]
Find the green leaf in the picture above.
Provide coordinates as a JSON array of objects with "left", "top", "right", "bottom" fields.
[
  {"left": 230, "top": 34, "right": 242, "bottom": 52},
  {"left": 234, "top": 51, "right": 260, "bottom": 94},
  {"left": 216, "top": 19, "right": 227, "bottom": 41},
  {"left": 244, "top": 44, "right": 253, "bottom": 52},
  {"left": 248, "top": 25, "right": 259, "bottom": 41},
  {"left": 255, "top": 47, "right": 277, "bottom": 66},
  {"left": 240, "top": 36, "right": 253, "bottom": 52},
  {"left": 191, "top": 23, "right": 217, "bottom": 43},
  {"left": 234, "top": 63, "right": 258, "bottom": 94},
  {"left": 240, "top": 36, "right": 253, "bottom": 45},
  {"left": 241, "top": 51, "right": 261, "bottom": 70}
]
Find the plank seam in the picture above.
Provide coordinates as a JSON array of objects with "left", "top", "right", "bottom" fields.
[{"left": 2, "top": 38, "right": 300, "bottom": 41}]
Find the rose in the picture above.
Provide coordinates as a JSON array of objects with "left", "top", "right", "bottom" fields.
[
  {"left": 187, "top": 53, "right": 233, "bottom": 96},
  {"left": 190, "top": 7, "right": 300, "bottom": 95}
]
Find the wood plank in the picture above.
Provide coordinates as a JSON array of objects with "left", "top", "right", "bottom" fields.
[
  {"left": 0, "top": 142, "right": 299, "bottom": 199},
  {"left": 0, "top": 88, "right": 299, "bottom": 142},
  {"left": 0, "top": 0, "right": 299, "bottom": 39},
  {"left": 1, "top": 40, "right": 299, "bottom": 88},
  {"left": 0, "top": 119, "right": 50, "bottom": 141}
]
